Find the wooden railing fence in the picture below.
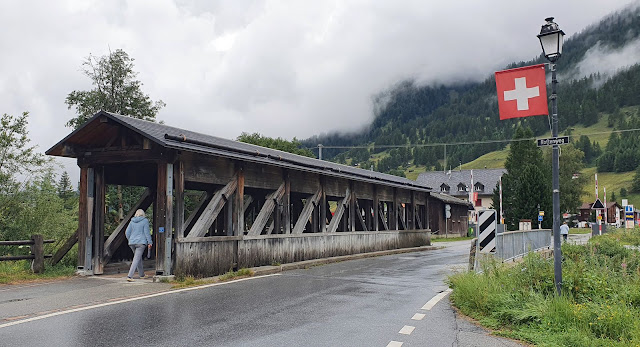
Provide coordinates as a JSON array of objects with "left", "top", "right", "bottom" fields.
[{"left": 0, "top": 235, "right": 55, "bottom": 273}]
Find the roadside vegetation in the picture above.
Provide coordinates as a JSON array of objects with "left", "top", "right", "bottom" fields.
[
  {"left": 172, "top": 268, "right": 255, "bottom": 289},
  {"left": 0, "top": 260, "right": 75, "bottom": 284},
  {"left": 448, "top": 228, "right": 640, "bottom": 346},
  {"left": 432, "top": 236, "right": 473, "bottom": 243}
]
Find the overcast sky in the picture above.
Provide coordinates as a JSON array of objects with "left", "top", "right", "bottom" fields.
[{"left": 1, "top": 0, "right": 638, "bottom": 181}]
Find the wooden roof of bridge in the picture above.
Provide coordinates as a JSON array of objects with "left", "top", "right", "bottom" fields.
[{"left": 47, "top": 111, "right": 435, "bottom": 192}]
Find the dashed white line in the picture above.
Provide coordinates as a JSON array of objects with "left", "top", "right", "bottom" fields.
[
  {"left": 386, "top": 341, "right": 403, "bottom": 347},
  {"left": 421, "top": 288, "right": 452, "bottom": 310},
  {"left": 398, "top": 325, "right": 415, "bottom": 335},
  {"left": 411, "top": 313, "right": 426, "bottom": 320}
]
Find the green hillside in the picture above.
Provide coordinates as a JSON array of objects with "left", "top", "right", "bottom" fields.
[{"left": 456, "top": 113, "right": 640, "bottom": 207}]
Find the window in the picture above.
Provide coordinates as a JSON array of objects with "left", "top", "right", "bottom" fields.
[
  {"left": 474, "top": 183, "right": 484, "bottom": 192},
  {"left": 475, "top": 198, "right": 482, "bottom": 207},
  {"left": 457, "top": 183, "right": 467, "bottom": 192},
  {"left": 440, "top": 184, "right": 449, "bottom": 193}
]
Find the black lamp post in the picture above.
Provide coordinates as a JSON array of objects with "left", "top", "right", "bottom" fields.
[{"left": 538, "top": 17, "right": 565, "bottom": 295}]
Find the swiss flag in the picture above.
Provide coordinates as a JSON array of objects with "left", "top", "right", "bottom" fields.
[{"left": 495, "top": 64, "right": 548, "bottom": 120}]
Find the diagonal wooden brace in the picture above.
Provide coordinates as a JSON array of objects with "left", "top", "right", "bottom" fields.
[
  {"left": 103, "top": 188, "right": 153, "bottom": 265},
  {"left": 292, "top": 188, "right": 322, "bottom": 234},
  {"left": 398, "top": 205, "right": 407, "bottom": 230},
  {"left": 327, "top": 188, "right": 350, "bottom": 233},
  {"left": 247, "top": 182, "right": 285, "bottom": 236},
  {"left": 378, "top": 203, "right": 389, "bottom": 230},
  {"left": 354, "top": 198, "right": 368, "bottom": 231},
  {"left": 186, "top": 176, "right": 238, "bottom": 238}
]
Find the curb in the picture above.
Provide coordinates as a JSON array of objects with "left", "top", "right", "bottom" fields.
[{"left": 250, "top": 245, "right": 439, "bottom": 276}]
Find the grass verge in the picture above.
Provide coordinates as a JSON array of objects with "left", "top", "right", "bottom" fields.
[
  {"left": 448, "top": 229, "right": 640, "bottom": 346},
  {"left": 0, "top": 260, "right": 76, "bottom": 284},
  {"left": 432, "top": 236, "right": 474, "bottom": 242},
  {"left": 171, "top": 268, "right": 255, "bottom": 289}
]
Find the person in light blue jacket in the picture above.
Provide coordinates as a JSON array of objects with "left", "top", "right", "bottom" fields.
[{"left": 125, "top": 209, "right": 152, "bottom": 281}]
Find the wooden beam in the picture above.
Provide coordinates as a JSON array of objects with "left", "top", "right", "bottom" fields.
[
  {"left": 349, "top": 183, "right": 355, "bottom": 231},
  {"left": 320, "top": 177, "right": 327, "bottom": 233},
  {"left": 247, "top": 182, "right": 285, "bottom": 236},
  {"left": 378, "top": 203, "right": 389, "bottom": 230},
  {"left": 92, "top": 166, "right": 105, "bottom": 274},
  {"left": 234, "top": 165, "right": 245, "bottom": 236},
  {"left": 398, "top": 204, "right": 407, "bottom": 230},
  {"left": 155, "top": 162, "right": 167, "bottom": 274},
  {"left": 373, "top": 186, "right": 379, "bottom": 231},
  {"left": 50, "top": 229, "right": 78, "bottom": 266},
  {"left": 78, "top": 149, "right": 165, "bottom": 166},
  {"left": 164, "top": 163, "right": 174, "bottom": 275},
  {"left": 416, "top": 205, "right": 423, "bottom": 229},
  {"left": 292, "top": 188, "right": 322, "bottom": 234},
  {"left": 77, "top": 167, "right": 88, "bottom": 269},
  {"left": 327, "top": 188, "right": 350, "bottom": 233},
  {"left": 243, "top": 196, "right": 253, "bottom": 214},
  {"left": 84, "top": 168, "right": 95, "bottom": 272},
  {"left": 186, "top": 176, "right": 238, "bottom": 238},
  {"left": 174, "top": 161, "right": 185, "bottom": 241},
  {"left": 354, "top": 198, "right": 368, "bottom": 231},
  {"left": 410, "top": 191, "right": 416, "bottom": 230},
  {"left": 103, "top": 189, "right": 153, "bottom": 265}
]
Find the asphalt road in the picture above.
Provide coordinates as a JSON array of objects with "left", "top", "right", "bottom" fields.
[{"left": 1, "top": 241, "right": 522, "bottom": 347}]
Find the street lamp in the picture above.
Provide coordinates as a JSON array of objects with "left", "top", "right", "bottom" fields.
[{"left": 538, "top": 17, "right": 565, "bottom": 296}]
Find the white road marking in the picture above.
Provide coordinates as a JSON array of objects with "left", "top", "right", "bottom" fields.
[
  {"left": 421, "top": 288, "right": 453, "bottom": 310},
  {"left": 0, "top": 274, "right": 281, "bottom": 329},
  {"left": 386, "top": 341, "right": 403, "bottom": 347},
  {"left": 398, "top": 325, "right": 415, "bottom": 335},
  {"left": 411, "top": 313, "right": 425, "bottom": 320}
]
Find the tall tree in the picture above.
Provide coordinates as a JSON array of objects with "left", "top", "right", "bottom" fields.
[
  {"left": 632, "top": 165, "right": 640, "bottom": 193},
  {"left": 237, "top": 132, "right": 315, "bottom": 158},
  {"left": 65, "top": 49, "right": 165, "bottom": 221},
  {"left": 493, "top": 126, "right": 551, "bottom": 230},
  {"left": 65, "top": 49, "right": 165, "bottom": 129},
  {"left": 544, "top": 144, "right": 587, "bottom": 214}
]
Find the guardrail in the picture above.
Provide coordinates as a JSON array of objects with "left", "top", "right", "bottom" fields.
[
  {"left": 0, "top": 234, "right": 55, "bottom": 273},
  {"left": 495, "top": 229, "right": 551, "bottom": 261}
]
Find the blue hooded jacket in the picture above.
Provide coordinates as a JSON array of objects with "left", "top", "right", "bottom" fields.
[{"left": 125, "top": 216, "right": 152, "bottom": 246}]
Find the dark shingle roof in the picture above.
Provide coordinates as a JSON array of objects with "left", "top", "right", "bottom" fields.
[
  {"left": 417, "top": 169, "right": 506, "bottom": 197},
  {"left": 429, "top": 192, "right": 474, "bottom": 209},
  {"left": 48, "top": 111, "right": 433, "bottom": 192}
]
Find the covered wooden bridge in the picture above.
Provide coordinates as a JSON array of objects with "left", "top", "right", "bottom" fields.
[{"left": 47, "top": 111, "right": 469, "bottom": 277}]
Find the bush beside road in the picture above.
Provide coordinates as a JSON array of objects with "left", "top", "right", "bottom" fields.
[{"left": 448, "top": 229, "right": 640, "bottom": 346}]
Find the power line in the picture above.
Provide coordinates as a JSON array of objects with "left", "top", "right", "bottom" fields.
[{"left": 309, "top": 127, "right": 640, "bottom": 150}]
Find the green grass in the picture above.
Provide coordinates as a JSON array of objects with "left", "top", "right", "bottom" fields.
[
  {"left": 461, "top": 148, "right": 509, "bottom": 170},
  {"left": 432, "top": 236, "right": 474, "bottom": 242},
  {"left": 569, "top": 228, "right": 592, "bottom": 234},
  {"left": 448, "top": 229, "right": 640, "bottom": 346},
  {"left": 172, "top": 268, "right": 255, "bottom": 288},
  {"left": 0, "top": 260, "right": 76, "bottom": 284}
]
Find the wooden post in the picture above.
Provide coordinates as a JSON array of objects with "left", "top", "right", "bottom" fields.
[
  {"left": 31, "top": 234, "right": 44, "bottom": 274},
  {"left": 165, "top": 163, "right": 174, "bottom": 275},
  {"left": 349, "top": 183, "right": 355, "bottom": 231},
  {"left": 373, "top": 186, "right": 379, "bottom": 231},
  {"left": 410, "top": 191, "right": 416, "bottom": 230},
  {"left": 84, "top": 167, "right": 95, "bottom": 273},
  {"left": 93, "top": 166, "right": 105, "bottom": 274},
  {"left": 283, "top": 172, "right": 291, "bottom": 234},
  {"left": 77, "top": 167, "right": 88, "bottom": 269},
  {"left": 320, "top": 177, "right": 327, "bottom": 233},
  {"left": 235, "top": 166, "right": 245, "bottom": 236},
  {"left": 392, "top": 188, "right": 399, "bottom": 230},
  {"left": 155, "top": 162, "right": 167, "bottom": 275},
  {"left": 174, "top": 161, "right": 185, "bottom": 241}
]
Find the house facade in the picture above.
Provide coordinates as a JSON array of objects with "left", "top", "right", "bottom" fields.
[{"left": 417, "top": 169, "right": 506, "bottom": 214}]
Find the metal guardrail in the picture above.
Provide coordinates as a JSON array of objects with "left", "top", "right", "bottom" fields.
[{"left": 495, "top": 229, "right": 552, "bottom": 261}]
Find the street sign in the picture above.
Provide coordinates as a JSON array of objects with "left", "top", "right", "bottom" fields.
[
  {"left": 538, "top": 215, "right": 543, "bottom": 222},
  {"left": 539, "top": 211, "right": 544, "bottom": 216},
  {"left": 591, "top": 199, "right": 604, "bottom": 209},
  {"left": 445, "top": 204, "right": 451, "bottom": 219},
  {"left": 477, "top": 209, "right": 497, "bottom": 253},
  {"left": 625, "top": 205, "right": 634, "bottom": 229},
  {"left": 537, "top": 136, "right": 569, "bottom": 147}
]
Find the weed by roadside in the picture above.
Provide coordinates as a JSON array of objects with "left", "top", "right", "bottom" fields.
[
  {"left": 448, "top": 229, "right": 640, "bottom": 346},
  {"left": 432, "top": 236, "right": 473, "bottom": 242},
  {"left": 0, "top": 260, "right": 75, "bottom": 284},
  {"left": 171, "top": 268, "right": 255, "bottom": 289}
]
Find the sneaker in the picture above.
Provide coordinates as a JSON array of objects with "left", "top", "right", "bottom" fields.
[
  {"left": 139, "top": 275, "right": 146, "bottom": 279},
  {"left": 126, "top": 277, "right": 134, "bottom": 282}
]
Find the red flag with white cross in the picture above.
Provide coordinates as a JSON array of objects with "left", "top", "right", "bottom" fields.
[{"left": 495, "top": 64, "right": 548, "bottom": 120}]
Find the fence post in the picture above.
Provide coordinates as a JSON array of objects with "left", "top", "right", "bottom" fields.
[{"left": 31, "top": 234, "right": 44, "bottom": 274}]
